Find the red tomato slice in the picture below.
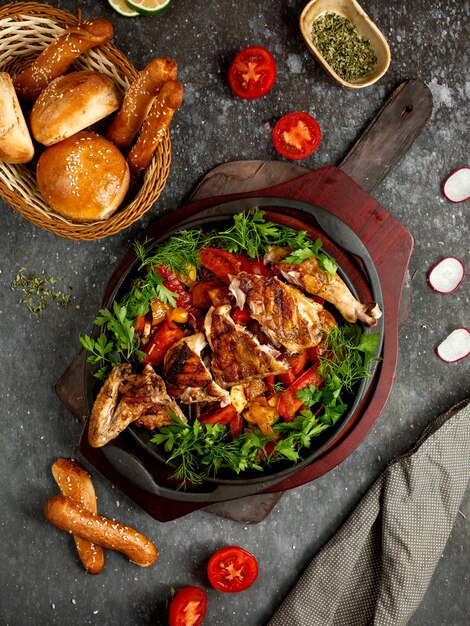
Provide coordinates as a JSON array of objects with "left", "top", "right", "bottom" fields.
[
  {"left": 207, "top": 546, "right": 258, "bottom": 593},
  {"left": 272, "top": 112, "right": 322, "bottom": 160},
  {"left": 169, "top": 586, "right": 207, "bottom": 626},
  {"left": 228, "top": 46, "right": 276, "bottom": 99}
]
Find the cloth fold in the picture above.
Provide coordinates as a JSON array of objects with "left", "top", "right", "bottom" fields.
[{"left": 268, "top": 399, "right": 470, "bottom": 626}]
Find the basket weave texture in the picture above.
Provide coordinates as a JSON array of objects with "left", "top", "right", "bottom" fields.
[{"left": 0, "top": 3, "right": 172, "bottom": 240}]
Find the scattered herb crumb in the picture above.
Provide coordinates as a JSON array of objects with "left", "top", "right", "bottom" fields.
[
  {"left": 311, "top": 12, "right": 377, "bottom": 82},
  {"left": 11, "top": 268, "right": 72, "bottom": 317}
]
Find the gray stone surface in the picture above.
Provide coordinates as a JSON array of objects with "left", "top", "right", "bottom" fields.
[{"left": 0, "top": 1, "right": 468, "bottom": 625}]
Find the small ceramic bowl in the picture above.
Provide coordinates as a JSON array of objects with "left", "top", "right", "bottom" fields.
[{"left": 300, "top": 0, "right": 391, "bottom": 89}]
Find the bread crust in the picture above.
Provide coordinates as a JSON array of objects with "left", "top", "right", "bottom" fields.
[
  {"left": 30, "top": 71, "right": 121, "bottom": 146},
  {"left": 44, "top": 495, "right": 158, "bottom": 567},
  {"left": 36, "top": 131, "right": 130, "bottom": 222},
  {"left": 13, "top": 19, "right": 114, "bottom": 101},
  {"left": 128, "top": 79, "right": 183, "bottom": 173},
  {"left": 106, "top": 57, "right": 178, "bottom": 150},
  {"left": 51, "top": 458, "right": 105, "bottom": 575},
  {"left": 0, "top": 73, "right": 34, "bottom": 164}
]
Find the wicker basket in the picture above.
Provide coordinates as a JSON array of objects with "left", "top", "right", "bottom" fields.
[{"left": 0, "top": 3, "right": 172, "bottom": 240}]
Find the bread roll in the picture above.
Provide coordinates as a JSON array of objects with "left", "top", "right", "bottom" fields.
[
  {"left": 37, "top": 131, "right": 130, "bottom": 223},
  {"left": 30, "top": 71, "right": 121, "bottom": 146},
  {"left": 0, "top": 72, "right": 34, "bottom": 164}
]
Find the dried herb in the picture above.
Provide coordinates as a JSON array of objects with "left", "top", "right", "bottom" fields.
[
  {"left": 11, "top": 267, "right": 72, "bottom": 317},
  {"left": 311, "top": 12, "right": 377, "bottom": 82}
]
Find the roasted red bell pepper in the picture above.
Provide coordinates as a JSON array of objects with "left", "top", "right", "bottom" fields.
[
  {"left": 199, "top": 404, "right": 237, "bottom": 425},
  {"left": 229, "top": 412, "right": 243, "bottom": 438},
  {"left": 134, "top": 315, "right": 147, "bottom": 334},
  {"left": 307, "top": 341, "right": 327, "bottom": 363},
  {"left": 198, "top": 248, "right": 241, "bottom": 284},
  {"left": 190, "top": 279, "right": 224, "bottom": 310},
  {"left": 142, "top": 318, "right": 185, "bottom": 366},
  {"left": 235, "top": 253, "right": 273, "bottom": 276},
  {"left": 278, "top": 351, "right": 308, "bottom": 385},
  {"left": 232, "top": 306, "right": 251, "bottom": 324},
  {"left": 277, "top": 365, "right": 324, "bottom": 421},
  {"left": 154, "top": 264, "right": 191, "bottom": 308}
]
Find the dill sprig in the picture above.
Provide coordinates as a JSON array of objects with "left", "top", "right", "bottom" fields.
[
  {"left": 134, "top": 208, "right": 312, "bottom": 277},
  {"left": 11, "top": 267, "right": 71, "bottom": 317}
]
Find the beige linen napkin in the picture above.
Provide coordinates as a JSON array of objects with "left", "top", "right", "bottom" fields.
[{"left": 268, "top": 399, "right": 470, "bottom": 626}]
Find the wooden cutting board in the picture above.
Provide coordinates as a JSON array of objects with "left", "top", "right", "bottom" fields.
[{"left": 57, "top": 79, "right": 432, "bottom": 523}]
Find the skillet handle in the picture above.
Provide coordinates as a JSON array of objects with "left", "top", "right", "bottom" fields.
[
  {"left": 339, "top": 78, "right": 433, "bottom": 193},
  {"left": 101, "top": 444, "right": 285, "bottom": 504}
]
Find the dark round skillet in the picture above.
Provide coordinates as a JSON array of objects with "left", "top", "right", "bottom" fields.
[{"left": 84, "top": 197, "right": 384, "bottom": 498}]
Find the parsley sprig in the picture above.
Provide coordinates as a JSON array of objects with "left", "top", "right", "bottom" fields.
[
  {"left": 80, "top": 301, "right": 146, "bottom": 380},
  {"left": 282, "top": 237, "right": 338, "bottom": 278}
]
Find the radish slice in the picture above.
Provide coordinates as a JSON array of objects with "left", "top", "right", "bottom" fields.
[
  {"left": 442, "top": 167, "right": 470, "bottom": 202},
  {"left": 428, "top": 257, "right": 465, "bottom": 294},
  {"left": 436, "top": 328, "right": 470, "bottom": 362}
]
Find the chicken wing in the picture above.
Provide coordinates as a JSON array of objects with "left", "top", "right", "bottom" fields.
[
  {"left": 88, "top": 363, "right": 132, "bottom": 448},
  {"left": 264, "top": 246, "right": 382, "bottom": 326},
  {"left": 229, "top": 272, "right": 327, "bottom": 353},
  {"left": 164, "top": 333, "right": 231, "bottom": 405},
  {"left": 205, "top": 305, "right": 288, "bottom": 388},
  {"left": 88, "top": 364, "right": 185, "bottom": 447}
]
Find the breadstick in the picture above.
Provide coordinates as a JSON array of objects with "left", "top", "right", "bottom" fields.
[
  {"left": 44, "top": 495, "right": 158, "bottom": 567},
  {"left": 107, "top": 57, "right": 177, "bottom": 150},
  {"left": 128, "top": 79, "right": 183, "bottom": 173},
  {"left": 13, "top": 19, "right": 114, "bottom": 101},
  {"left": 51, "top": 458, "right": 105, "bottom": 575}
]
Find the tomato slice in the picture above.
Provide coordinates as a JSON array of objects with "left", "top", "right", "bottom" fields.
[
  {"left": 278, "top": 351, "right": 308, "bottom": 385},
  {"left": 228, "top": 46, "right": 276, "bottom": 99},
  {"left": 207, "top": 546, "right": 258, "bottom": 593},
  {"left": 169, "top": 586, "right": 207, "bottom": 626},
  {"left": 272, "top": 112, "right": 322, "bottom": 160}
]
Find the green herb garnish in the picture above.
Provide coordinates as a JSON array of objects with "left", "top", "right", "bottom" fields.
[
  {"left": 121, "top": 268, "right": 178, "bottom": 317},
  {"left": 80, "top": 301, "right": 146, "bottom": 379},
  {"left": 151, "top": 418, "right": 273, "bottom": 487},
  {"left": 282, "top": 237, "right": 338, "bottom": 278},
  {"left": 11, "top": 267, "right": 71, "bottom": 317},
  {"left": 311, "top": 12, "right": 377, "bottom": 82}
]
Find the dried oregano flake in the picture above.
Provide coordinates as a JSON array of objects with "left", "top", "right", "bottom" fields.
[
  {"left": 311, "top": 12, "right": 377, "bottom": 82},
  {"left": 11, "top": 267, "right": 72, "bottom": 317}
]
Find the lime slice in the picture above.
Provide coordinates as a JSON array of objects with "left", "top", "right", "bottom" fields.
[
  {"left": 125, "top": 0, "right": 172, "bottom": 16},
  {"left": 108, "top": 0, "right": 140, "bottom": 17}
]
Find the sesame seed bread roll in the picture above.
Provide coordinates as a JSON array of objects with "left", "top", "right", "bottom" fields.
[
  {"left": 30, "top": 71, "right": 121, "bottom": 147},
  {"left": 13, "top": 18, "right": 114, "bottom": 102},
  {"left": 36, "top": 131, "right": 130, "bottom": 223},
  {"left": 106, "top": 57, "right": 178, "bottom": 150},
  {"left": 0, "top": 72, "right": 34, "bottom": 164}
]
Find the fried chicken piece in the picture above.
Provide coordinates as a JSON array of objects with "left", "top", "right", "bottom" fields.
[
  {"left": 117, "top": 364, "right": 186, "bottom": 430},
  {"left": 264, "top": 246, "right": 382, "bottom": 326},
  {"left": 88, "top": 363, "right": 133, "bottom": 448},
  {"left": 229, "top": 272, "right": 327, "bottom": 353},
  {"left": 164, "top": 333, "right": 231, "bottom": 405},
  {"left": 205, "top": 305, "right": 288, "bottom": 388},
  {"left": 88, "top": 364, "right": 185, "bottom": 447}
]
